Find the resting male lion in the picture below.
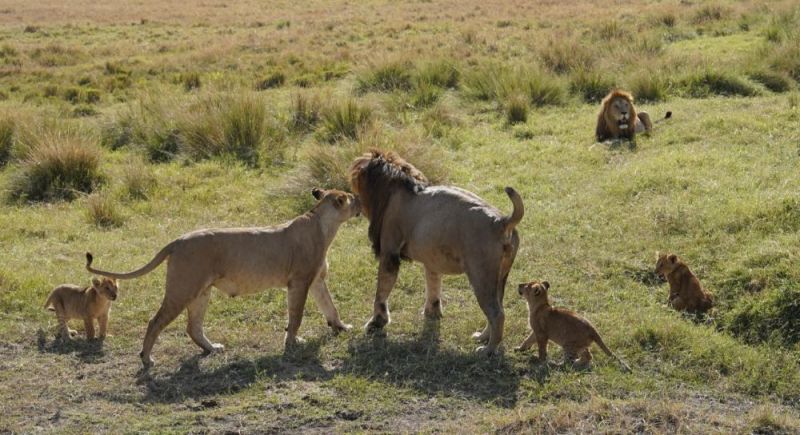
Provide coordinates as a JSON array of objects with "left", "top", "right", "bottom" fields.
[
  {"left": 86, "top": 188, "right": 360, "bottom": 368},
  {"left": 349, "top": 150, "right": 523, "bottom": 355},
  {"left": 596, "top": 89, "right": 670, "bottom": 141}
]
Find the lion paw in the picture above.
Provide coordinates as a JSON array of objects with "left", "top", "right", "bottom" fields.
[
  {"left": 331, "top": 322, "right": 353, "bottom": 334},
  {"left": 423, "top": 304, "right": 443, "bottom": 320},
  {"left": 475, "top": 345, "right": 499, "bottom": 356},
  {"left": 471, "top": 330, "right": 489, "bottom": 343},
  {"left": 364, "top": 316, "right": 388, "bottom": 334}
]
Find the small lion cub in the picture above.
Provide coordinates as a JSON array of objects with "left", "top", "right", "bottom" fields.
[
  {"left": 516, "top": 280, "right": 630, "bottom": 372},
  {"left": 43, "top": 277, "right": 118, "bottom": 341},
  {"left": 655, "top": 252, "right": 713, "bottom": 314}
]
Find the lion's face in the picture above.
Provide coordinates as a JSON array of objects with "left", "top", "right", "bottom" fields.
[
  {"left": 91, "top": 277, "right": 118, "bottom": 301},
  {"left": 312, "top": 188, "right": 361, "bottom": 221},
  {"left": 606, "top": 96, "right": 634, "bottom": 130},
  {"left": 655, "top": 253, "right": 678, "bottom": 278},
  {"left": 518, "top": 280, "right": 550, "bottom": 302}
]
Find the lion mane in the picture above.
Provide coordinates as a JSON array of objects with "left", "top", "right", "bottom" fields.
[
  {"left": 596, "top": 89, "right": 637, "bottom": 141},
  {"left": 349, "top": 150, "right": 429, "bottom": 257}
]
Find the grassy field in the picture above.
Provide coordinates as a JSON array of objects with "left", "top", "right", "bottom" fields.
[{"left": 1, "top": 0, "right": 800, "bottom": 432}]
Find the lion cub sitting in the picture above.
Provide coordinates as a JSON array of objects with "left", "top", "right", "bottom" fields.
[
  {"left": 43, "top": 277, "right": 118, "bottom": 341},
  {"left": 516, "top": 280, "right": 630, "bottom": 372},
  {"left": 655, "top": 253, "right": 713, "bottom": 314}
]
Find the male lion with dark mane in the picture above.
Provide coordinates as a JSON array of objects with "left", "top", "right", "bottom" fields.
[
  {"left": 596, "top": 89, "right": 670, "bottom": 142},
  {"left": 349, "top": 150, "right": 523, "bottom": 355}
]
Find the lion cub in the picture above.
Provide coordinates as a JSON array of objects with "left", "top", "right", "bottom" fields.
[
  {"left": 43, "top": 277, "right": 118, "bottom": 341},
  {"left": 655, "top": 253, "right": 713, "bottom": 314},
  {"left": 516, "top": 280, "right": 630, "bottom": 372}
]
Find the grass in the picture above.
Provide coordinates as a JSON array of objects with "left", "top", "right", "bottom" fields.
[{"left": 1, "top": 0, "right": 800, "bottom": 432}]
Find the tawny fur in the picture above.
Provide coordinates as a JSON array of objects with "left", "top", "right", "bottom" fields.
[
  {"left": 515, "top": 280, "right": 631, "bottom": 372},
  {"left": 349, "top": 150, "right": 523, "bottom": 355},
  {"left": 596, "top": 89, "right": 653, "bottom": 141},
  {"left": 86, "top": 188, "right": 360, "bottom": 369},
  {"left": 655, "top": 253, "right": 713, "bottom": 314},
  {"left": 43, "top": 277, "right": 118, "bottom": 341}
]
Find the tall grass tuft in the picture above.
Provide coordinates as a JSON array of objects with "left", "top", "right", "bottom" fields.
[
  {"left": 416, "top": 60, "right": 460, "bottom": 89},
  {"left": 749, "top": 70, "right": 794, "bottom": 93},
  {"left": 464, "top": 63, "right": 566, "bottom": 107},
  {"left": 504, "top": 94, "right": 528, "bottom": 124},
  {"left": 723, "top": 287, "right": 800, "bottom": 347},
  {"left": 9, "top": 130, "right": 104, "bottom": 202},
  {"left": 569, "top": 69, "right": 615, "bottom": 103},
  {"left": 0, "top": 117, "right": 15, "bottom": 166},
  {"left": 317, "top": 99, "right": 373, "bottom": 143},
  {"left": 121, "top": 160, "right": 156, "bottom": 200},
  {"left": 86, "top": 192, "right": 124, "bottom": 228},
  {"left": 540, "top": 39, "right": 595, "bottom": 74},
  {"left": 679, "top": 69, "right": 759, "bottom": 97},
  {"left": 629, "top": 73, "right": 669, "bottom": 102},
  {"left": 356, "top": 60, "right": 414, "bottom": 93},
  {"left": 289, "top": 92, "right": 322, "bottom": 133},
  {"left": 691, "top": 4, "right": 730, "bottom": 25}
]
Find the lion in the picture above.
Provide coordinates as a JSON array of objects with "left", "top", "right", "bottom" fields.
[
  {"left": 349, "top": 150, "right": 523, "bottom": 355},
  {"left": 515, "top": 280, "right": 631, "bottom": 372},
  {"left": 595, "top": 89, "right": 671, "bottom": 142},
  {"left": 44, "top": 277, "right": 118, "bottom": 341},
  {"left": 86, "top": 188, "right": 360, "bottom": 369},
  {"left": 655, "top": 252, "right": 713, "bottom": 314}
]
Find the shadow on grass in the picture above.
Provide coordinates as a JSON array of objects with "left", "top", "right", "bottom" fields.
[
  {"left": 337, "top": 320, "right": 528, "bottom": 408},
  {"left": 137, "top": 336, "right": 334, "bottom": 403},
  {"left": 36, "top": 328, "right": 106, "bottom": 363}
]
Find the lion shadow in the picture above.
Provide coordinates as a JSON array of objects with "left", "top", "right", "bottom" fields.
[
  {"left": 336, "top": 320, "right": 529, "bottom": 408},
  {"left": 135, "top": 336, "right": 333, "bottom": 403},
  {"left": 36, "top": 328, "right": 106, "bottom": 363}
]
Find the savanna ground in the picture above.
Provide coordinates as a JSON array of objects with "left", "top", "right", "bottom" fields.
[{"left": 1, "top": 0, "right": 799, "bottom": 432}]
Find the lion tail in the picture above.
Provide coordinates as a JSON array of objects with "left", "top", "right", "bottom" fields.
[
  {"left": 593, "top": 330, "right": 632, "bottom": 373},
  {"left": 86, "top": 242, "right": 175, "bottom": 280},
  {"left": 655, "top": 111, "right": 672, "bottom": 124},
  {"left": 502, "top": 187, "right": 524, "bottom": 235}
]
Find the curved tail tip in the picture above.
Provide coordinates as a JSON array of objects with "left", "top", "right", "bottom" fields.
[
  {"left": 504, "top": 186, "right": 516, "bottom": 196},
  {"left": 665, "top": 111, "right": 672, "bottom": 119},
  {"left": 85, "top": 252, "right": 93, "bottom": 266}
]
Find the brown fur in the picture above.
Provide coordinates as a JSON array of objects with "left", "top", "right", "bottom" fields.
[
  {"left": 349, "top": 150, "right": 524, "bottom": 355},
  {"left": 515, "top": 280, "right": 630, "bottom": 372},
  {"left": 655, "top": 253, "right": 713, "bottom": 314},
  {"left": 595, "top": 89, "right": 653, "bottom": 141},
  {"left": 86, "top": 188, "right": 360, "bottom": 369},
  {"left": 43, "top": 277, "right": 118, "bottom": 341}
]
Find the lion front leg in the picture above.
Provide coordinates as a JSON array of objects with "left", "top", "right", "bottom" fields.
[
  {"left": 423, "top": 266, "right": 443, "bottom": 320},
  {"left": 365, "top": 255, "right": 400, "bottom": 334},
  {"left": 309, "top": 271, "right": 352, "bottom": 334}
]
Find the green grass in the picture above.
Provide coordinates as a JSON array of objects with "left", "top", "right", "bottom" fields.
[{"left": 1, "top": 0, "right": 800, "bottom": 432}]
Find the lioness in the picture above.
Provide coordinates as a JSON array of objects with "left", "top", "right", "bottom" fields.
[
  {"left": 655, "top": 252, "right": 713, "bottom": 314},
  {"left": 349, "top": 150, "right": 523, "bottom": 355},
  {"left": 44, "top": 277, "right": 118, "bottom": 341},
  {"left": 516, "top": 280, "right": 630, "bottom": 372},
  {"left": 86, "top": 188, "right": 360, "bottom": 368}
]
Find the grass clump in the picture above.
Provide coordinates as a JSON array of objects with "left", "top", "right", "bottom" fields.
[
  {"left": 504, "top": 93, "right": 528, "bottom": 124},
  {"left": 181, "top": 72, "right": 201, "bottom": 91},
  {"left": 9, "top": 130, "right": 104, "bottom": 202},
  {"left": 255, "top": 71, "right": 286, "bottom": 90},
  {"left": 416, "top": 60, "right": 460, "bottom": 89},
  {"left": 120, "top": 160, "right": 156, "bottom": 200},
  {"left": 289, "top": 92, "right": 322, "bottom": 133},
  {"left": 691, "top": 4, "right": 730, "bottom": 25},
  {"left": 85, "top": 192, "right": 124, "bottom": 227},
  {"left": 317, "top": 99, "right": 372, "bottom": 143},
  {"left": 0, "top": 118, "right": 15, "bottom": 166},
  {"left": 409, "top": 79, "right": 441, "bottom": 108},
  {"left": 540, "top": 39, "right": 595, "bottom": 74},
  {"left": 679, "top": 70, "right": 759, "bottom": 98},
  {"left": 723, "top": 286, "right": 800, "bottom": 347},
  {"left": 749, "top": 70, "right": 794, "bottom": 93},
  {"left": 356, "top": 60, "right": 414, "bottom": 94},
  {"left": 569, "top": 69, "right": 615, "bottom": 103},
  {"left": 464, "top": 63, "right": 566, "bottom": 107},
  {"left": 628, "top": 73, "right": 669, "bottom": 102}
]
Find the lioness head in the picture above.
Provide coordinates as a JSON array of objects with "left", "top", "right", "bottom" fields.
[
  {"left": 518, "top": 280, "right": 550, "bottom": 302},
  {"left": 311, "top": 188, "right": 361, "bottom": 221},
  {"left": 91, "top": 276, "right": 118, "bottom": 301},
  {"left": 654, "top": 252, "right": 679, "bottom": 279}
]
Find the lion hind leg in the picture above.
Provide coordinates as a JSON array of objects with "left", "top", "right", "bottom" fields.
[
  {"left": 309, "top": 274, "right": 351, "bottom": 333},
  {"left": 468, "top": 271, "right": 505, "bottom": 355},
  {"left": 186, "top": 287, "right": 223, "bottom": 354},
  {"left": 423, "top": 266, "right": 443, "bottom": 320},
  {"left": 637, "top": 111, "right": 653, "bottom": 133}
]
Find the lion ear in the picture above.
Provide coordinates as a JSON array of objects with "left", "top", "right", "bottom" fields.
[
  {"left": 542, "top": 281, "right": 550, "bottom": 290},
  {"left": 91, "top": 277, "right": 101, "bottom": 287},
  {"left": 335, "top": 196, "right": 346, "bottom": 208},
  {"left": 311, "top": 188, "right": 323, "bottom": 200},
  {"left": 668, "top": 254, "right": 677, "bottom": 263}
]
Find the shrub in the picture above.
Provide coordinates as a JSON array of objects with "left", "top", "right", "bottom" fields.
[
  {"left": 289, "top": 92, "right": 322, "bottom": 133},
  {"left": 749, "top": 70, "right": 794, "bottom": 93},
  {"left": 86, "top": 193, "right": 124, "bottom": 227},
  {"left": 0, "top": 118, "right": 14, "bottom": 166},
  {"left": 416, "top": 60, "right": 460, "bottom": 89},
  {"left": 629, "top": 73, "right": 669, "bottom": 102},
  {"left": 356, "top": 60, "right": 414, "bottom": 93},
  {"left": 504, "top": 94, "right": 528, "bottom": 124},
  {"left": 569, "top": 69, "right": 615, "bottom": 103},
  {"left": 318, "top": 99, "right": 372, "bottom": 143},
  {"left": 255, "top": 71, "right": 286, "bottom": 90},
  {"left": 679, "top": 70, "right": 759, "bottom": 97},
  {"left": 9, "top": 130, "right": 104, "bottom": 202},
  {"left": 723, "top": 286, "right": 800, "bottom": 347}
]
